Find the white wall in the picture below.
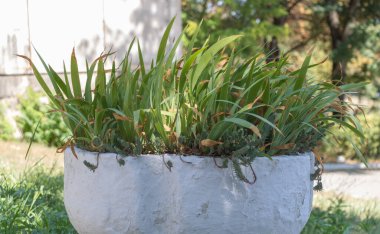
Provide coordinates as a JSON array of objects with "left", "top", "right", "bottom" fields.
[
  {"left": 0, "top": 1, "right": 30, "bottom": 74},
  {"left": 0, "top": 0, "right": 181, "bottom": 97}
]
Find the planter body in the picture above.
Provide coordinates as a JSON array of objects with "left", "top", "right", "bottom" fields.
[{"left": 64, "top": 148, "right": 315, "bottom": 234}]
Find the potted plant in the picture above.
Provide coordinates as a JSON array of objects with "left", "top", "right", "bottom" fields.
[{"left": 20, "top": 19, "right": 365, "bottom": 233}]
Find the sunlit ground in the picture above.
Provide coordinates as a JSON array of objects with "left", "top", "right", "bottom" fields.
[{"left": 0, "top": 140, "right": 64, "bottom": 174}]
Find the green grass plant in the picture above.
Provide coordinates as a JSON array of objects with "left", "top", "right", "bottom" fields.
[
  {"left": 17, "top": 89, "right": 71, "bottom": 147},
  {"left": 303, "top": 196, "right": 380, "bottom": 234},
  {"left": 19, "top": 19, "right": 366, "bottom": 181},
  {"left": 0, "top": 167, "right": 75, "bottom": 233}
]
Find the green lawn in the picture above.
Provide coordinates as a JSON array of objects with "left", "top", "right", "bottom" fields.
[
  {"left": 0, "top": 141, "right": 74, "bottom": 233},
  {"left": 0, "top": 140, "right": 379, "bottom": 233},
  {"left": 0, "top": 167, "right": 75, "bottom": 233},
  {"left": 303, "top": 194, "right": 380, "bottom": 234}
]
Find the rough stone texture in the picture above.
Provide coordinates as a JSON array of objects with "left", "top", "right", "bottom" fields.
[{"left": 64, "top": 148, "right": 315, "bottom": 234}]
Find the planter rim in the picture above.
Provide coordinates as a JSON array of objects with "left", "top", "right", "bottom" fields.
[{"left": 70, "top": 146, "right": 313, "bottom": 159}]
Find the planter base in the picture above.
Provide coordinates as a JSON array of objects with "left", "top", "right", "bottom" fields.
[{"left": 64, "top": 148, "right": 314, "bottom": 234}]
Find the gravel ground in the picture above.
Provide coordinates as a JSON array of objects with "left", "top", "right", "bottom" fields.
[{"left": 322, "top": 170, "right": 380, "bottom": 200}]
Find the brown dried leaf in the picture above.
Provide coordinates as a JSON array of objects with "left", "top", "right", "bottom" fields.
[
  {"left": 163, "top": 69, "right": 172, "bottom": 82},
  {"left": 272, "top": 143, "right": 295, "bottom": 150},
  {"left": 164, "top": 124, "right": 171, "bottom": 131},
  {"left": 199, "top": 80, "right": 209, "bottom": 85},
  {"left": 250, "top": 125, "right": 262, "bottom": 138},
  {"left": 113, "top": 113, "right": 132, "bottom": 122},
  {"left": 217, "top": 58, "right": 228, "bottom": 68},
  {"left": 231, "top": 92, "right": 241, "bottom": 98},
  {"left": 56, "top": 139, "right": 71, "bottom": 153},
  {"left": 70, "top": 142, "right": 78, "bottom": 159},
  {"left": 212, "top": 112, "right": 227, "bottom": 120},
  {"left": 330, "top": 101, "right": 347, "bottom": 114},
  {"left": 246, "top": 92, "right": 264, "bottom": 109},
  {"left": 200, "top": 139, "right": 223, "bottom": 147}
]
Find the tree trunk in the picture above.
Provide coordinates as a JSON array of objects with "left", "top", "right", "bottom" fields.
[
  {"left": 326, "top": 1, "right": 346, "bottom": 102},
  {"left": 264, "top": 36, "right": 280, "bottom": 63},
  {"left": 332, "top": 60, "right": 346, "bottom": 102}
]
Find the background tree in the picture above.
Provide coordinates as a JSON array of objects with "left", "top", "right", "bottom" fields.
[
  {"left": 182, "top": 0, "right": 380, "bottom": 94},
  {"left": 298, "top": 0, "right": 380, "bottom": 97},
  {"left": 181, "top": 0, "right": 289, "bottom": 56}
]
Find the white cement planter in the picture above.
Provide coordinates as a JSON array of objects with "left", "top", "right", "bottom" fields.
[{"left": 64, "top": 148, "right": 315, "bottom": 234}]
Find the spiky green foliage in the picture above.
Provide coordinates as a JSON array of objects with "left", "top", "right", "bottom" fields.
[{"left": 19, "top": 19, "right": 366, "bottom": 181}]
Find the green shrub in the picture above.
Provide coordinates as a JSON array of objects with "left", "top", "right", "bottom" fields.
[
  {"left": 19, "top": 19, "right": 365, "bottom": 181},
  {"left": 0, "top": 168, "right": 75, "bottom": 233},
  {"left": 17, "top": 89, "right": 71, "bottom": 147},
  {"left": 0, "top": 103, "right": 14, "bottom": 141},
  {"left": 320, "top": 111, "right": 380, "bottom": 160}
]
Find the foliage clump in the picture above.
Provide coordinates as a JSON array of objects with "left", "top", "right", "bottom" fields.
[
  {"left": 0, "top": 103, "right": 14, "bottom": 141},
  {"left": 0, "top": 168, "right": 75, "bottom": 233},
  {"left": 321, "top": 112, "right": 380, "bottom": 160},
  {"left": 303, "top": 197, "right": 380, "bottom": 234},
  {"left": 17, "top": 89, "right": 71, "bottom": 147},
  {"left": 19, "top": 19, "right": 365, "bottom": 180}
]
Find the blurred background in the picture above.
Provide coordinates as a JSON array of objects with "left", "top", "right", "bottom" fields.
[{"left": 0, "top": 0, "right": 379, "bottom": 233}]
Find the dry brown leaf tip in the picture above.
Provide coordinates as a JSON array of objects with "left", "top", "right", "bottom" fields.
[
  {"left": 249, "top": 125, "right": 262, "bottom": 138},
  {"left": 200, "top": 139, "right": 223, "bottom": 147}
]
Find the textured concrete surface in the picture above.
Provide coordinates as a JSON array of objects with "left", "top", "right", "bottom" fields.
[
  {"left": 64, "top": 148, "right": 314, "bottom": 234},
  {"left": 322, "top": 170, "right": 380, "bottom": 200}
]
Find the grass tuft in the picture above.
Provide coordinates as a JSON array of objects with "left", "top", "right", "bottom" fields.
[
  {"left": 0, "top": 167, "right": 75, "bottom": 233},
  {"left": 303, "top": 196, "right": 380, "bottom": 234}
]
